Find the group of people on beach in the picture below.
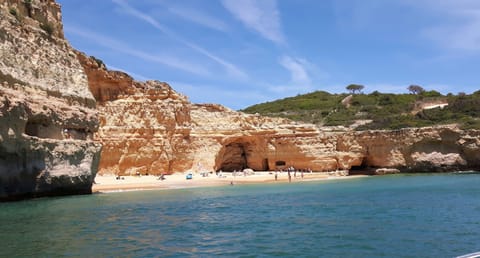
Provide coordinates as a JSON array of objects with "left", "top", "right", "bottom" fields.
[{"left": 274, "top": 166, "right": 313, "bottom": 182}]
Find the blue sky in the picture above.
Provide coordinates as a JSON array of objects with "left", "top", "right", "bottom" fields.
[{"left": 57, "top": 0, "right": 480, "bottom": 110}]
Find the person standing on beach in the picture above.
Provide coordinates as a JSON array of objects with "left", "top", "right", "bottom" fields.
[
  {"left": 288, "top": 170, "right": 291, "bottom": 182},
  {"left": 275, "top": 171, "right": 278, "bottom": 181}
]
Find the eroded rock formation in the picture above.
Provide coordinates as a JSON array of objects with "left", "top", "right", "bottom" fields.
[
  {"left": 80, "top": 56, "right": 365, "bottom": 175},
  {"left": 3, "top": 0, "right": 477, "bottom": 202},
  {"left": 73, "top": 10, "right": 479, "bottom": 177},
  {"left": 339, "top": 126, "right": 480, "bottom": 173},
  {"left": 77, "top": 52, "right": 193, "bottom": 175},
  {"left": 84, "top": 54, "right": 480, "bottom": 175},
  {"left": 188, "top": 104, "right": 363, "bottom": 173},
  {"left": 0, "top": 0, "right": 101, "bottom": 200}
]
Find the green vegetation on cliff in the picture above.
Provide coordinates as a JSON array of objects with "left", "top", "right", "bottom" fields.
[{"left": 241, "top": 90, "right": 480, "bottom": 130}]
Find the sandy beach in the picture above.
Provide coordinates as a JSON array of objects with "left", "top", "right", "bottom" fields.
[{"left": 92, "top": 171, "right": 367, "bottom": 193}]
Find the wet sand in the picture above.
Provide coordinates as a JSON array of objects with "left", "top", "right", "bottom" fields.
[{"left": 92, "top": 171, "right": 367, "bottom": 193}]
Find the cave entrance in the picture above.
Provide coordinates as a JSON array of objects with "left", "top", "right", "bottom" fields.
[
  {"left": 25, "top": 121, "right": 41, "bottom": 137},
  {"left": 262, "top": 158, "right": 269, "bottom": 171},
  {"left": 217, "top": 143, "right": 248, "bottom": 172},
  {"left": 349, "top": 158, "right": 369, "bottom": 175},
  {"left": 25, "top": 119, "right": 61, "bottom": 139},
  {"left": 275, "top": 160, "right": 286, "bottom": 170}
]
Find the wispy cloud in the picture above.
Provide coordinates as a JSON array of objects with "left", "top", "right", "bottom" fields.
[
  {"left": 279, "top": 55, "right": 311, "bottom": 85},
  {"left": 222, "top": 0, "right": 285, "bottom": 45},
  {"left": 272, "top": 55, "right": 330, "bottom": 94},
  {"left": 112, "top": 0, "right": 248, "bottom": 80},
  {"left": 66, "top": 26, "right": 210, "bottom": 76},
  {"left": 403, "top": 0, "right": 480, "bottom": 52},
  {"left": 423, "top": 14, "right": 480, "bottom": 51},
  {"left": 168, "top": 6, "right": 228, "bottom": 32}
]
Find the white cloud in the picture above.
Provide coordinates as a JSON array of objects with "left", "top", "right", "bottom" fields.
[
  {"left": 168, "top": 6, "right": 228, "bottom": 32},
  {"left": 112, "top": 0, "right": 248, "bottom": 80},
  {"left": 423, "top": 15, "right": 480, "bottom": 51},
  {"left": 332, "top": 0, "right": 480, "bottom": 52},
  {"left": 279, "top": 55, "right": 311, "bottom": 85},
  {"left": 66, "top": 26, "right": 210, "bottom": 76},
  {"left": 401, "top": 0, "right": 480, "bottom": 51},
  {"left": 269, "top": 55, "right": 331, "bottom": 95},
  {"left": 222, "top": 0, "right": 285, "bottom": 45}
]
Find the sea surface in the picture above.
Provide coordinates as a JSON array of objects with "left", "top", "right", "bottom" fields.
[{"left": 1, "top": 173, "right": 480, "bottom": 258}]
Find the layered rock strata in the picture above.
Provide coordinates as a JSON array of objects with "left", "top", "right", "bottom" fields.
[
  {"left": 339, "top": 126, "right": 480, "bottom": 173},
  {"left": 72, "top": 13, "right": 479, "bottom": 177},
  {"left": 80, "top": 56, "right": 364, "bottom": 175},
  {"left": 188, "top": 104, "right": 363, "bottom": 173},
  {"left": 0, "top": 0, "right": 101, "bottom": 200},
  {"left": 85, "top": 54, "right": 480, "bottom": 175},
  {"left": 3, "top": 0, "right": 477, "bottom": 202},
  {"left": 77, "top": 52, "right": 193, "bottom": 175}
]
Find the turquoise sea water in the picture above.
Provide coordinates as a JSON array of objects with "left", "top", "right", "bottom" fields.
[{"left": 1, "top": 173, "right": 480, "bottom": 257}]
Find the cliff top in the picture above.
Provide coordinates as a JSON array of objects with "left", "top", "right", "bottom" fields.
[
  {"left": 242, "top": 90, "right": 480, "bottom": 131},
  {"left": 0, "top": 0, "right": 95, "bottom": 107}
]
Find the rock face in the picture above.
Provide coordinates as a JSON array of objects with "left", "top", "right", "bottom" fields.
[
  {"left": 339, "top": 126, "right": 480, "bottom": 173},
  {"left": 77, "top": 52, "right": 193, "bottom": 175},
  {"left": 0, "top": 0, "right": 101, "bottom": 200},
  {"left": 2, "top": 0, "right": 477, "bottom": 202},
  {"left": 84, "top": 55, "right": 480, "bottom": 175},
  {"left": 72, "top": 13, "right": 480, "bottom": 177},
  {"left": 188, "top": 104, "right": 363, "bottom": 173},
  {"left": 80, "top": 57, "right": 364, "bottom": 175}
]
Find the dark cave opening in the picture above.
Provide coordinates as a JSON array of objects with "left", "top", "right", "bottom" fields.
[{"left": 217, "top": 143, "right": 248, "bottom": 172}]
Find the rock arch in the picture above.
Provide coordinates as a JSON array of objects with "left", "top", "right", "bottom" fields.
[
  {"left": 216, "top": 142, "right": 248, "bottom": 171},
  {"left": 214, "top": 138, "right": 270, "bottom": 172}
]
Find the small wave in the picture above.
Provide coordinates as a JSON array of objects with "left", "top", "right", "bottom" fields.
[{"left": 456, "top": 251, "right": 480, "bottom": 258}]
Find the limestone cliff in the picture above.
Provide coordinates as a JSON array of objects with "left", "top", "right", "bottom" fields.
[
  {"left": 77, "top": 52, "right": 193, "bottom": 175},
  {"left": 188, "top": 104, "right": 361, "bottom": 173},
  {"left": 84, "top": 54, "right": 480, "bottom": 175},
  {"left": 80, "top": 54, "right": 363, "bottom": 175},
  {"left": 78, "top": 51, "right": 480, "bottom": 176},
  {"left": 71, "top": 9, "right": 479, "bottom": 177},
  {"left": 77, "top": 46, "right": 480, "bottom": 176},
  {"left": 0, "top": 0, "right": 101, "bottom": 200},
  {"left": 338, "top": 126, "right": 480, "bottom": 173},
  {"left": 3, "top": 0, "right": 476, "bottom": 202}
]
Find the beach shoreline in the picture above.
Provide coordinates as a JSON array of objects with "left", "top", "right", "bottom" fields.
[{"left": 92, "top": 171, "right": 368, "bottom": 193}]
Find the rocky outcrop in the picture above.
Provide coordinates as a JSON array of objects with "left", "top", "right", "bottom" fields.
[
  {"left": 78, "top": 48, "right": 480, "bottom": 176},
  {"left": 94, "top": 79, "right": 192, "bottom": 175},
  {"left": 374, "top": 168, "right": 400, "bottom": 175},
  {"left": 87, "top": 66, "right": 480, "bottom": 175},
  {"left": 4, "top": 0, "right": 477, "bottom": 202},
  {"left": 338, "top": 126, "right": 480, "bottom": 173},
  {"left": 80, "top": 54, "right": 364, "bottom": 175},
  {"left": 76, "top": 55, "right": 479, "bottom": 176},
  {"left": 0, "top": 0, "right": 101, "bottom": 200},
  {"left": 71, "top": 13, "right": 479, "bottom": 177},
  {"left": 77, "top": 53, "right": 193, "bottom": 175},
  {"left": 188, "top": 104, "right": 363, "bottom": 173}
]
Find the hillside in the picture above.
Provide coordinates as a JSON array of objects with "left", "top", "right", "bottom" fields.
[{"left": 241, "top": 90, "right": 480, "bottom": 130}]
